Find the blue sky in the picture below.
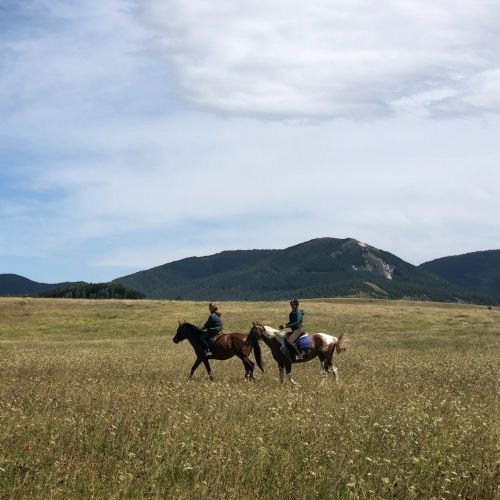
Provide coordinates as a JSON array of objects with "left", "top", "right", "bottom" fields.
[{"left": 1, "top": 0, "right": 500, "bottom": 283}]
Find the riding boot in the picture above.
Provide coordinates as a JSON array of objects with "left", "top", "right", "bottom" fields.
[
  {"left": 201, "top": 338, "right": 212, "bottom": 356},
  {"left": 292, "top": 343, "right": 303, "bottom": 360}
]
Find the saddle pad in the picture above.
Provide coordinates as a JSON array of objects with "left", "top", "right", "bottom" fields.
[
  {"left": 285, "top": 334, "right": 311, "bottom": 351},
  {"left": 297, "top": 334, "right": 311, "bottom": 351}
]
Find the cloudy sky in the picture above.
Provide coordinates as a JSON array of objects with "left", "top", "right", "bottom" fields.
[{"left": 1, "top": 0, "right": 499, "bottom": 283}]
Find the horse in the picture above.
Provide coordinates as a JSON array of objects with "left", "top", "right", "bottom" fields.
[
  {"left": 173, "top": 321, "right": 264, "bottom": 381},
  {"left": 248, "top": 323, "right": 347, "bottom": 385}
]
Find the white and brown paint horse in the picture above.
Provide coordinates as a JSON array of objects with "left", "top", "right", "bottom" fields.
[{"left": 248, "top": 323, "right": 347, "bottom": 385}]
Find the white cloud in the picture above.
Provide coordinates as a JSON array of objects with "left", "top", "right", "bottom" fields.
[
  {"left": 141, "top": 0, "right": 500, "bottom": 119},
  {"left": 5, "top": 112, "right": 497, "bottom": 269},
  {"left": 1, "top": 0, "right": 499, "bottom": 282}
]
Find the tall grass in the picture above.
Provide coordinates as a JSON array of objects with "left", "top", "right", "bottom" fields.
[{"left": 0, "top": 298, "right": 498, "bottom": 498}]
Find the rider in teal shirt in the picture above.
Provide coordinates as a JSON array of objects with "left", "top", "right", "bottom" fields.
[{"left": 279, "top": 298, "right": 305, "bottom": 360}]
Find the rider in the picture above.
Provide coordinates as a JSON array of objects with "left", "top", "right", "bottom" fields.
[
  {"left": 279, "top": 298, "right": 305, "bottom": 360},
  {"left": 200, "top": 302, "right": 224, "bottom": 356}
]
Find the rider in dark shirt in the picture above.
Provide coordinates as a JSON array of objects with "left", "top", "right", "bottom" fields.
[{"left": 201, "top": 303, "right": 223, "bottom": 356}]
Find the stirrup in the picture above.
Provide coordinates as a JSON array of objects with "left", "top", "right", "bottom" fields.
[{"left": 205, "top": 350, "right": 212, "bottom": 356}]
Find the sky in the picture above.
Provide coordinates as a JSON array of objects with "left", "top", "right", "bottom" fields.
[{"left": 1, "top": 0, "right": 499, "bottom": 283}]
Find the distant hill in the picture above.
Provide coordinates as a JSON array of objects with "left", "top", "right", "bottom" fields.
[
  {"left": 114, "top": 238, "right": 499, "bottom": 304},
  {"left": 419, "top": 250, "right": 500, "bottom": 297},
  {"left": 0, "top": 274, "right": 83, "bottom": 296}
]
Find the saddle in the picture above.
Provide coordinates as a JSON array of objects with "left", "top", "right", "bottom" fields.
[
  {"left": 284, "top": 333, "right": 311, "bottom": 354},
  {"left": 208, "top": 332, "right": 224, "bottom": 345}
]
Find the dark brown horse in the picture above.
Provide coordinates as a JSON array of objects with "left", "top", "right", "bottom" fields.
[
  {"left": 248, "top": 323, "right": 347, "bottom": 385},
  {"left": 173, "top": 321, "right": 264, "bottom": 380}
]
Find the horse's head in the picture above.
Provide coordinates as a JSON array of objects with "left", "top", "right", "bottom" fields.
[
  {"left": 173, "top": 321, "right": 198, "bottom": 343},
  {"left": 249, "top": 322, "right": 265, "bottom": 341}
]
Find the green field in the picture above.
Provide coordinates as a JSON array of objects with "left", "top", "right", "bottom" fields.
[{"left": 0, "top": 298, "right": 498, "bottom": 499}]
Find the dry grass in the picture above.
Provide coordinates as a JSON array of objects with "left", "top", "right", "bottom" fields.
[{"left": 0, "top": 297, "right": 499, "bottom": 499}]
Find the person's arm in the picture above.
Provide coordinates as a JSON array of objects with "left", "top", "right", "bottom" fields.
[
  {"left": 203, "top": 316, "right": 213, "bottom": 331},
  {"left": 286, "top": 311, "right": 301, "bottom": 329}
]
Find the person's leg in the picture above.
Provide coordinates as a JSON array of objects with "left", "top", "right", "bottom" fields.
[
  {"left": 288, "top": 328, "right": 304, "bottom": 358},
  {"left": 200, "top": 332, "right": 212, "bottom": 354}
]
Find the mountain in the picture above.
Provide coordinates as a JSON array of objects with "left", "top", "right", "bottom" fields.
[
  {"left": 114, "top": 238, "right": 499, "bottom": 304},
  {"left": 4, "top": 240, "right": 498, "bottom": 304},
  {"left": 0, "top": 274, "right": 83, "bottom": 296},
  {"left": 419, "top": 250, "right": 500, "bottom": 297}
]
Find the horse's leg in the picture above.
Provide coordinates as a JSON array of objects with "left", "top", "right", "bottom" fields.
[
  {"left": 328, "top": 344, "right": 339, "bottom": 383},
  {"left": 331, "top": 364, "right": 339, "bottom": 382},
  {"left": 202, "top": 358, "right": 213, "bottom": 381},
  {"left": 319, "top": 359, "right": 328, "bottom": 385},
  {"left": 246, "top": 358, "right": 255, "bottom": 380},
  {"left": 241, "top": 357, "right": 254, "bottom": 380},
  {"left": 236, "top": 343, "right": 255, "bottom": 380},
  {"left": 279, "top": 364, "right": 285, "bottom": 383},
  {"left": 325, "top": 355, "right": 338, "bottom": 383},
  {"left": 285, "top": 361, "right": 298, "bottom": 386},
  {"left": 274, "top": 350, "right": 286, "bottom": 384},
  {"left": 189, "top": 357, "right": 203, "bottom": 379}
]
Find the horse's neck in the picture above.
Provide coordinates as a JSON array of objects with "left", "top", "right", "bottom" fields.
[
  {"left": 260, "top": 327, "right": 285, "bottom": 351},
  {"left": 260, "top": 334, "right": 276, "bottom": 348},
  {"left": 185, "top": 324, "right": 203, "bottom": 338},
  {"left": 263, "top": 326, "right": 286, "bottom": 339}
]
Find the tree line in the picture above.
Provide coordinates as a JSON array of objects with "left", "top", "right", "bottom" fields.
[{"left": 37, "top": 283, "right": 145, "bottom": 299}]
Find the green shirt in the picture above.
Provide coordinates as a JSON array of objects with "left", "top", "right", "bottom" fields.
[{"left": 286, "top": 309, "right": 304, "bottom": 330}]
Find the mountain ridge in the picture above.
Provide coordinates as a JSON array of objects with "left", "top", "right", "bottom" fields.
[
  {"left": 2, "top": 238, "right": 499, "bottom": 304},
  {"left": 113, "top": 237, "right": 499, "bottom": 304}
]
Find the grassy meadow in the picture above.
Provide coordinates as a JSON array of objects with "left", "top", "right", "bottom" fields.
[{"left": 0, "top": 297, "right": 499, "bottom": 499}]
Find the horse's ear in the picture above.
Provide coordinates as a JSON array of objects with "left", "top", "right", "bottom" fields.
[{"left": 253, "top": 321, "right": 256, "bottom": 326}]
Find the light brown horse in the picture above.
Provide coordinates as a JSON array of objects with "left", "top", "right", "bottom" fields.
[
  {"left": 173, "top": 321, "right": 263, "bottom": 380},
  {"left": 248, "top": 323, "right": 347, "bottom": 385}
]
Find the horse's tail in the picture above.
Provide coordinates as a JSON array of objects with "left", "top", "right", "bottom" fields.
[
  {"left": 335, "top": 333, "right": 348, "bottom": 354},
  {"left": 247, "top": 334, "right": 264, "bottom": 372}
]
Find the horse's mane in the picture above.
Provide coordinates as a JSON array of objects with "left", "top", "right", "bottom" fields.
[
  {"left": 181, "top": 322, "right": 203, "bottom": 335},
  {"left": 262, "top": 325, "right": 287, "bottom": 339},
  {"left": 262, "top": 325, "right": 339, "bottom": 345}
]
